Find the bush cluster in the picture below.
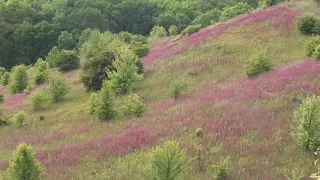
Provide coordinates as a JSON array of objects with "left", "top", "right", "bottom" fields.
[
  {"left": 149, "top": 25, "right": 167, "bottom": 39},
  {"left": 244, "top": 46, "right": 273, "bottom": 77},
  {"left": 306, "top": 36, "right": 320, "bottom": 59},
  {"left": 121, "top": 94, "right": 146, "bottom": 117},
  {"left": 297, "top": 13, "right": 320, "bottom": 35}
]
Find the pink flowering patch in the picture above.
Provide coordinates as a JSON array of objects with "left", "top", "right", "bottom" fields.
[{"left": 143, "top": 6, "right": 300, "bottom": 63}]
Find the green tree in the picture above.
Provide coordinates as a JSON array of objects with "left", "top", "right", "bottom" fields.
[
  {"left": 11, "top": 111, "right": 26, "bottom": 127},
  {"left": 107, "top": 47, "right": 142, "bottom": 94},
  {"left": 57, "top": 31, "right": 75, "bottom": 50},
  {"left": 94, "top": 80, "right": 116, "bottom": 120},
  {"left": 297, "top": 13, "right": 320, "bottom": 35},
  {"left": 6, "top": 143, "right": 43, "bottom": 180},
  {"left": 144, "top": 140, "right": 188, "bottom": 180},
  {"left": 168, "top": 25, "right": 178, "bottom": 35},
  {"left": 45, "top": 46, "right": 62, "bottom": 68},
  {"left": 1, "top": 72, "right": 10, "bottom": 86},
  {"left": 291, "top": 96, "right": 320, "bottom": 151},
  {"left": 219, "top": 2, "right": 253, "bottom": 22},
  {"left": 9, "top": 65, "right": 28, "bottom": 94},
  {"left": 150, "top": 25, "right": 167, "bottom": 39},
  {"left": 79, "top": 30, "right": 116, "bottom": 91},
  {"left": 47, "top": 72, "right": 69, "bottom": 102},
  {"left": 34, "top": 58, "right": 49, "bottom": 85},
  {"left": 56, "top": 50, "right": 80, "bottom": 72},
  {"left": 28, "top": 90, "right": 49, "bottom": 111}
]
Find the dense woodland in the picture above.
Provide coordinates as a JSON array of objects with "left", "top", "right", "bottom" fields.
[{"left": 0, "top": 0, "right": 284, "bottom": 70}]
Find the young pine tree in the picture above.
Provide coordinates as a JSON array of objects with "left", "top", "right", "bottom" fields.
[
  {"left": 94, "top": 80, "right": 116, "bottom": 120},
  {"left": 107, "top": 47, "right": 142, "bottom": 94},
  {"left": 6, "top": 144, "right": 43, "bottom": 180}
]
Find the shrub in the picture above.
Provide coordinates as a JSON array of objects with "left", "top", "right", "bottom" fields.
[
  {"left": 191, "top": 8, "right": 221, "bottom": 28},
  {"left": 0, "top": 67, "right": 6, "bottom": 76},
  {"left": 57, "top": 31, "right": 75, "bottom": 50},
  {"left": 171, "top": 78, "right": 188, "bottom": 99},
  {"left": 195, "top": 128, "right": 204, "bottom": 137},
  {"left": 11, "top": 111, "right": 26, "bottom": 127},
  {"left": 79, "top": 32, "right": 116, "bottom": 91},
  {"left": 212, "top": 157, "right": 230, "bottom": 180},
  {"left": 144, "top": 140, "right": 187, "bottom": 180},
  {"left": 47, "top": 72, "right": 69, "bottom": 102},
  {"left": 150, "top": 25, "right": 167, "bottom": 39},
  {"left": 314, "top": 45, "right": 320, "bottom": 60},
  {"left": 88, "top": 92, "right": 98, "bottom": 115},
  {"left": 121, "top": 94, "right": 146, "bottom": 117},
  {"left": 244, "top": 46, "right": 273, "bottom": 77},
  {"left": 291, "top": 96, "right": 320, "bottom": 151},
  {"left": 39, "top": 115, "right": 45, "bottom": 121},
  {"left": 297, "top": 13, "right": 320, "bottom": 35},
  {"left": 306, "top": 36, "right": 320, "bottom": 58},
  {"left": 9, "top": 65, "right": 28, "bottom": 94},
  {"left": 34, "top": 59, "right": 49, "bottom": 85},
  {"left": 93, "top": 80, "right": 116, "bottom": 120},
  {"left": 107, "top": 47, "right": 143, "bottom": 94},
  {"left": 6, "top": 144, "right": 43, "bottom": 180},
  {"left": 0, "top": 93, "right": 4, "bottom": 103},
  {"left": 0, "top": 107, "right": 7, "bottom": 127},
  {"left": 45, "top": 46, "right": 62, "bottom": 68},
  {"left": 56, "top": 50, "right": 80, "bottom": 72},
  {"left": 173, "top": 24, "right": 201, "bottom": 42},
  {"left": 1, "top": 72, "right": 10, "bottom": 86},
  {"left": 131, "top": 42, "right": 150, "bottom": 58},
  {"left": 28, "top": 90, "right": 49, "bottom": 111},
  {"left": 219, "top": 3, "right": 253, "bottom": 22},
  {"left": 168, "top": 25, "right": 178, "bottom": 35}
]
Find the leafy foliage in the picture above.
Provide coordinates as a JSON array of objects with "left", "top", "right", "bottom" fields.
[
  {"left": 1, "top": 72, "right": 10, "bottom": 86},
  {"left": 34, "top": 59, "right": 49, "bottom": 85},
  {"left": 191, "top": 8, "right": 221, "bottom": 28},
  {"left": 291, "top": 96, "right": 320, "bottom": 151},
  {"left": 171, "top": 78, "right": 188, "bottom": 99},
  {"left": 306, "top": 36, "right": 320, "bottom": 58},
  {"left": 121, "top": 94, "right": 146, "bottom": 117},
  {"left": 244, "top": 46, "right": 273, "bottom": 77},
  {"left": 150, "top": 26, "right": 167, "bottom": 39},
  {"left": 91, "top": 80, "right": 116, "bottom": 120},
  {"left": 45, "top": 46, "right": 62, "bottom": 68},
  {"left": 47, "top": 72, "right": 69, "bottom": 102},
  {"left": 28, "top": 90, "right": 49, "bottom": 111},
  {"left": 211, "top": 157, "right": 230, "bottom": 180},
  {"left": 6, "top": 144, "right": 43, "bottom": 180},
  {"left": 57, "top": 31, "right": 75, "bottom": 50},
  {"left": 297, "top": 13, "right": 320, "bottom": 35},
  {"left": 0, "top": 93, "right": 4, "bottom": 103},
  {"left": 56, "top": 50, "right": 80, "bottom": 72},
  {"left": 107, "top": 47, "right": 142, "bottom": 94},
  {"left": 169, "top": 25, "right": 178, "bottom": 36},
  {"left": 219, "top": 2, "right": 253, "bottom": 22},
  {"left": 79, "top": 31, "right": 116, "bottom": 91},
  {"left": 9, "top": 65, "right": 28, "bottom": 94},
  {"left": 144, "top": 140, "right": 187, "bottom": 180},
  {"left": 11, "top": 111, "right": 26, "bottom": 127}
]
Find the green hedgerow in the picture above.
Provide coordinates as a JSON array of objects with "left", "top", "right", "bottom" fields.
[
  {"left": 6, "top": 144, "right": 43, "bottom": 180},
  {"left": 291, "top": 96, "right": 320, "bottom": 151},
  {"left": 244, "top": 46, "right": 273, "bottom": 77},
  {"left": 297, "top": 13, "right": 320, "bottom": 35},
  {"left": 143, "top": 140, "right": 187, "bottom": 180},
  {"left": 121, "top": 94, "right": 146, "bottom": 117}
]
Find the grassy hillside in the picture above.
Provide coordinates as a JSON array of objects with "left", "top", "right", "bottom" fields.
[{"left": 1, "top": 1, "right": 320, "bottom": 179}]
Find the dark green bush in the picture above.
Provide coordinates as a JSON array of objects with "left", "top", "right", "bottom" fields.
[
  {"left": 45, "top": 46, "right": 61, "bottom": 68},
  {"left": 56, "top": 50, "right": 80, "bottom": 72},
  {"left": 297, "top": 13, "right": 320, "bottom": 35},
  {"left": 9, "top": 65, "right": 28, "bottom": 94},
  {"left": 244, "top": 47, "right": 273, "bottom": 77},
  {"left": 131, "top": 42, "right": 150, "bottom": 58},
  {"left": 291, "top": 96, "right": 320, "bottom": 151},
  {"left": 121, "top": 94, "right": 146, "bottom": 117},
  {"left": 192, "top": 8, "right": 221, "bottom": 28},
  {"left": 57, "top": 31, "right": 75, "bottom": 50},
  {"left": 219, "top": 3, "right": 253, "bottom": 22},
  {"left": 195, "top": 128, "right": 204, "bottom": 137},
  {"left": 306, "top": 36, "right": 320, "bottom": 58}
]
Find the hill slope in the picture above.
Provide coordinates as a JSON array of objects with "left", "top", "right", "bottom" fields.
[{"left": 1, "top": 1, "right": 320, "bottom": 179}]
